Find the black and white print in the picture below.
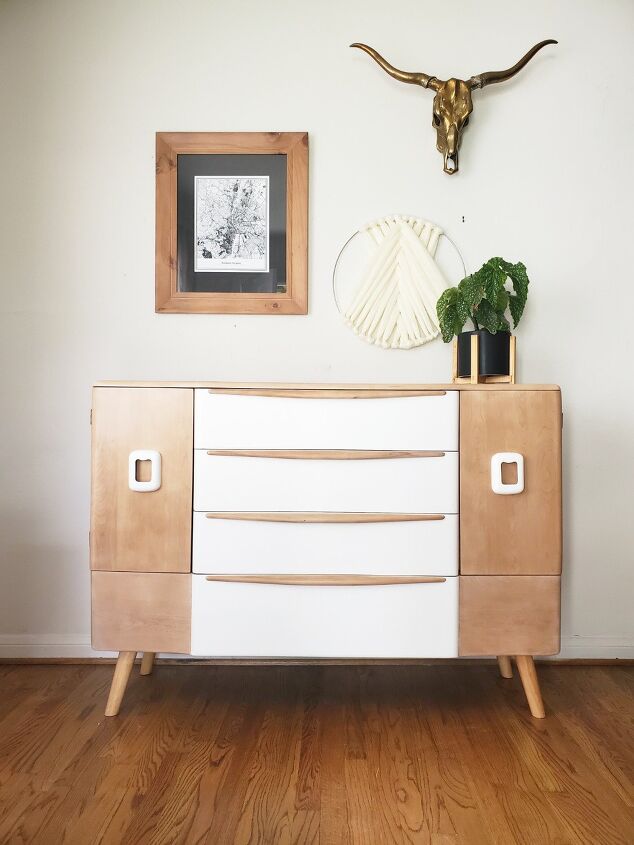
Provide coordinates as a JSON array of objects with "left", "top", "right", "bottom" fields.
[{"left": 195, "top": 176, "right": 269, "bottom": 272}]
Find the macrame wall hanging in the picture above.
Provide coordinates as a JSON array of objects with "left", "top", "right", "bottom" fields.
[{"left": 333, "top": 216, "right": 465, "bottom": 350}]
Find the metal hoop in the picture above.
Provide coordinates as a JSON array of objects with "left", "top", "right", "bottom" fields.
[{"left": 332, "top": 221, "right": 467, "bottom": 315}]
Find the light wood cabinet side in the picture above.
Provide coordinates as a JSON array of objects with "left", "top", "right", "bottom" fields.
[
  {"left": 459, "top": 575, "right": 561, "bottom": 655},
  {"left": 92, "top": 572, "right": 191, "bottom": 653},
  {"left": 91, "top": 387, "right": 193, "bottom": 572},
  {"left": 459, "top": 390, "right": 562, "bottom": 575}
]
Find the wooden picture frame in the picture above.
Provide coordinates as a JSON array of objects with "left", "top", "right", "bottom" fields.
[{"left": 155, "top": 132, "right": 308, "bottom": 314}]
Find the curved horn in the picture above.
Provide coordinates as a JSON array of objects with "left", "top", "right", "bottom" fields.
[
  {"left": 469, "top": 39, "right": 557, "bottom": 89},
  {"left": 350, "top": 43, "right": 441, "bottom": 90}
]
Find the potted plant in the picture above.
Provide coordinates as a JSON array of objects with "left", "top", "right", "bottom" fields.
[{"left": 436, "top": 257, "right": 529, "bottom": 377}]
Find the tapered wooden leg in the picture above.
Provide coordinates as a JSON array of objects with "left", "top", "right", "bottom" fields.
[
  {"left": 515, "top": 655, "right": 546, "bottom": 718},
  {"left": 497, "top": 656, "right": 513, "bottom": 679},
  {"left": 140, "top": 652, "right": 155, "bottom": 676},
  {"left": 105, "top": 651, "right": 136, "bottom": 716}
]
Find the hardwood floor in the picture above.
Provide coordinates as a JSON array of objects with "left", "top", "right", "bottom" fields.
[{"left": 0, "top": 663, "right": 632, "bottom": 844}]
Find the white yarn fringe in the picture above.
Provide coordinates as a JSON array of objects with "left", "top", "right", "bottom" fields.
[{"left": 343, "top": 216, "right": 449, "bottom": 349}]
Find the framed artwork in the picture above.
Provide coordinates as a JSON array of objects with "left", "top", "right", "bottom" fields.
[{"left": 155, "top": 132, "right": 308, "bottom": 314}]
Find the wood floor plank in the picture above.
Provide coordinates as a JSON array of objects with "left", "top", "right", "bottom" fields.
[
  {"left": 0, "top": 668, "right": 107, "bottom": 789},
  {"left": 545, "top": 668, "right": 634, "bottom": 806},
  {"left": 497, "top": 668, "right": 633, "bottom": 844},
  {"left": 192, "top": 673, "right": 268, "bottom": 844},
  {"left": 64, "top": 670, "right": 200, "bottom": 844},
  {"left": 0, "top": 778, "right": 70, "bottom": 844},
  {"left": 0, "top": 666, "right": 88, "bottom": 776},
  {"left": 319, "top": 668, "right": 349, "bottom": 844},
  {"left": 230, "top": 672, "right": 306, "bottom": 844},
  {"left": 426, "top": 669, "right": 566, "bottom": 845},
  {"left": 0, "top": 664, "right": 632, "bottom": 844},
  {"left": 123, "top": 670, "right": 236, "bottom": 845},
  {"left": 289, "top": 668, "right": 321, "bottom": 845},
  {"left": 100, "top": 671, "right": 212, "bottom": 845},
  {"left": 366, "top": 672, "right": 428, "bottom": 842},
  {"left": 435, "top": 705, "right": 522, "bottom": 841},
  {"left": 409, "top": 671, "right": 493, "bottom": 845},
  {"left": 34, "top": 669, "right": 191, "bottom": 844}
]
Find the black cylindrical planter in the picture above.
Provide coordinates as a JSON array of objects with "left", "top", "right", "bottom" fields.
[{"left": 457, "top": 330, "right": 511, "bottom": 378}]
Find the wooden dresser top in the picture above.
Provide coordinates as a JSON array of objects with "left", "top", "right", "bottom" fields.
[{"left": 93, "top": 381, "right": 560, "bottom": 391}]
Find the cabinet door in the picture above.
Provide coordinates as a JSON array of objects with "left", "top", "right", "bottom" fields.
[
  {"left": 460, "top": 390, "right": 562, "bottom": 575},
  {"left": 91, "top": 387, "right": 193, "bottom": 572}
]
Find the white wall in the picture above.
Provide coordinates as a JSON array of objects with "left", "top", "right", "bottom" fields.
[{"left": 1, "top": 0, "right": 632, "bottom": 658}]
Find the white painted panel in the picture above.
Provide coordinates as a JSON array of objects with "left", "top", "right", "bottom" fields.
[
  {"left": 194, "top": 391, "right": 458, "bottom": 450},
  {"left": 194, "top": 452, "right": 458, "bottom": 513},
  {"left": 191, "top": 575, "right": 458, "bottom": 657},
  {"left": 192, "top": 512, "right": 458, "bottom": 576}
]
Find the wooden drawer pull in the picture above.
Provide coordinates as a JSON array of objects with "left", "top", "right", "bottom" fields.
[
  {"left": 204, "top": 574, "right": 447, "bottom": 586},
  {"left": 205, "top": 512, "right": 445, "bottom": 523},
  {"left": 207, "top": 388, "right": 447, "bottom": 398},
  {"left": 205, "top": 450, "right": 445, "bottom": 460}
]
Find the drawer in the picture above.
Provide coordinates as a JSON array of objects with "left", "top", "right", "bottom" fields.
[
  {"left": 459, "top": 576, "right": 561, "bottom": 656},
  {"left": 191, "top": 574, "right": 458, "bottom": 657},
  {"left": 194, "top": 389, "right": 458, "bottom": 450},
  {"left": 193, "top": 512, "right": 458, "bottom": 576},
  {"left": 92, "top": 572, "right": 191, "bottom": 653},
  {"left": 194, "top": 451, "right": 459, "bottom": 513}
]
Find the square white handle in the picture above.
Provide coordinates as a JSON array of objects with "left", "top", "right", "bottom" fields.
[
  {"left": 128, "top": 450, "right": 162, "bottom": 492},
  {"left": 491, "top": 452, "right": 524, "bottom": 495}
]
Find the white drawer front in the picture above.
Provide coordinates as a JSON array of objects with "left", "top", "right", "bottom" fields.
[
  {"left": 194, "top": 452, "right": 458, "bottom": 513},
  {"left": 192, "top": 512, "right": 458, "bottom": 576},
  {"left": 191, "top": 575, "right": 458, "bottom": 657},
  {"left": 194, "top": 390, "right": 458, "bottom": 451}
]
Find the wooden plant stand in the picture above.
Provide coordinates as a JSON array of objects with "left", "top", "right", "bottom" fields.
[{"left": 452, "top": 334, "right": 516, "bottom": 384}]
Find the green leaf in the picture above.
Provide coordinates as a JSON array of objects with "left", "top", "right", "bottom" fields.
[
  {"left": 497, "top": 313, "right": 510, "bottom": 333},
  {"left": 507, "top": 261, "right": 529, "bottom": 327},
  {"left": 436, "top": 288, "right": 463, "bottom": 343},
  {"left": 496, "top": 288, "right": 510, "bottom": 313},
  {"left": 480, "top": 260, "right": 506, "bottom": 305},
  {"left": 508, "top": 296, "right": 521, "bottom": 327},
  {"left": 458, "top": 273, "right": 484, "bottom": 311},
  {"left": 455, "top": 290, "right": 470, "bottom": 326},
  {"left": 495, "top": 257, "right": 515, "bottom": 276},
  {"left": 512, "top": 266, "right": 529, "bottom": 320},
  {"left": 436, "top": 287, "right": 456, "bottom": 324},
  {"left": 474, "top": 299, "right": 500, "bottom": 334}
]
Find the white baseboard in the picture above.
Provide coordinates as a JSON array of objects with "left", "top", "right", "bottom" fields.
[
  {"left": 0, "top": 635, "right": 116, "bottom": 659},
  {"left": 0, "top": 634, "right": 633, "bottom": 660},
  {"left": 557, "top": 635, "right": 634, "bottom": 659}
]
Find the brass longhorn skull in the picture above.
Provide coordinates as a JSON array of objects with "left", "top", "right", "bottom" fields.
[{"left": 350, "top": 40, "right": 557, "bottom": 174}]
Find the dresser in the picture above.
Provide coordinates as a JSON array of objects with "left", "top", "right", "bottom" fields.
[{"left": 90, "top": 382, "right": 562, "bottom": 718}]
